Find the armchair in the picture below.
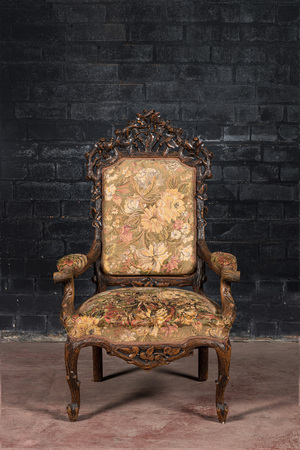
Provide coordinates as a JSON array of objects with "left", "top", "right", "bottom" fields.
[{"left": 53, "top": 110, "right": 240, "bottom": 423}]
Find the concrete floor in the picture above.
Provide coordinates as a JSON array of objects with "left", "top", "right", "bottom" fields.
[{"left": 1, "top": 341, "right": 299, "bottom": 449}]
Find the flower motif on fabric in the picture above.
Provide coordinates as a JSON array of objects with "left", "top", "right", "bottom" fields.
[
  {"left": 141, "top": 206, "right": 163, "bottom": 233},
  {"left": 65, "top": 315, "right": 101, "bottom": 338},
  {"left": 157, "top": 189, "right": 185, "bottom": 223},
  {"left": 211, "top": 252, "right": 237, "bottom": 272},
  {"left": 64, "top": 287, "right": 231, "bottom": 342},
  {"left": 102, "top": 158, "right": 197, "bottom": 275},
  {"left": 57, "top": 254, "right": 87, "bottom": 272},
  {"left": 136, "top": 243, "right": 170, "bottom": 273}
]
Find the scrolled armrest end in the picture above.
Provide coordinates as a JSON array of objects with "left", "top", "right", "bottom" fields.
[
  {"left": 53, "top": 269, "right": 73, "bottom": 284},
  {"left": 211, "top": 252, "right": 237, "bottom": 272},
  {"left": 54, "top": 253, "right": 89, "bottom": 284},
  {"left": 221, "top": 268, "right": 240, "bottom": 283}
]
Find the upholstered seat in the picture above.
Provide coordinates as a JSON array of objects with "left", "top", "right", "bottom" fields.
[{"left": 64, "top": 287, "right": 230, "bottom": 342}]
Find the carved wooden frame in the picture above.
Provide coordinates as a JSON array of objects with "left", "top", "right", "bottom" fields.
[
  {"left": 53, "top": 110, "right": 240, "bottom": 424},
  {"left": 85, "top": 109, "right": 213, "bottom": 293}
]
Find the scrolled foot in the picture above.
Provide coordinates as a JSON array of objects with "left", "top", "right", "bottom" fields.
[
  {"left": 216, "top": 403, "right": 229, "bottom": 423},
  {"left": 67, "top": 403, "right": 79, "bottom": 422}
]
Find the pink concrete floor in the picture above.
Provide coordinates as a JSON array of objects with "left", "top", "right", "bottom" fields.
[{"left": 1, "top": 341, "right": 299, "bottom": 449}]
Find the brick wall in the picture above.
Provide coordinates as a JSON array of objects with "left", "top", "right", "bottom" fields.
[{"left": 1, "top": 0, "right": 299, "bottom": 337}]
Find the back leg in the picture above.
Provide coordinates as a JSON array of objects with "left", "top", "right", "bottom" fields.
[
  {"left": 198, "top": 347, "right": 208, "bottom": 381},
  {"left": 92, "top": 346, "right": 103, "bottom": 382},
  {"left": 65, "top": 339, "right": 81, "bottom": 422},
  {"left": 215, "top": 342, "right": 231, "bottom": 423}
]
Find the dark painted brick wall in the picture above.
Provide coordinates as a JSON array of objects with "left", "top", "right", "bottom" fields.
[{"left": 1, "top": 0, "right": 299, "bottom": 337}]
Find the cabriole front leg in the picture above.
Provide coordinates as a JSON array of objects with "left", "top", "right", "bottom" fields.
[
  {"left": 65, "top": 339, "right": 81, "bottom": 422},
  {"left": 215, "top": 342, "right": 231, "bottom": 423}
]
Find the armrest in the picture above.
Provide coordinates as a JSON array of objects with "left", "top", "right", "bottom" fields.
[
  {"left": 197, "top": 240, "right": 240, "bottom": 325},
  {"left": 211, "top": 252, "right": 240, "bottom": 283},
  {"left": 53, "top": 240, "right": 101, "bottom": 283},
  {"left": 53, "top": 240, "right": 101, "bottom": 323},
  {"left": 197, "top": 240, "right": 240, "bottom": 283},
  {"left": 54, "top": 254, "right": 88, "bottom": 283}
]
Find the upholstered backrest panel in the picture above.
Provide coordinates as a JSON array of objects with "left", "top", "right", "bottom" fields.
[{"left": 102, "top": 158, "right": 197, "bottom": 276}]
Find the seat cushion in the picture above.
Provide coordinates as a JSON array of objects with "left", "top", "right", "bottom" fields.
[{"left": 65, "top": 288, "right": 231, "bottom": 343}]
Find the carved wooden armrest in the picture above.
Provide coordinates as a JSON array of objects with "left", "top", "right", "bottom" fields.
[
  {"left": 211, "top": 252, "right": 240, "bottom": 283},
  {"left": 53, "top": 240, "right": 101, "bottom": 323},
  {"left": 53, "top": 240, "right": 101, "bottom": 284},
  {"left": 54, "top": 254, "right": 88, "bottom": 283},
  {"left": 197, "top": 241, "right": 240, "bottom": 283}
]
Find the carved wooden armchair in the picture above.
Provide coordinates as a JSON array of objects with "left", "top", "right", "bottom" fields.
[{"left": 53, "top": 110, "right": 240, "bottom": 423}]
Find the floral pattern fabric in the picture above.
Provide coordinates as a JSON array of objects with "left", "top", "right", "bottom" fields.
[
  {"left": 211, "top": 252, "right": 237, "bottom": 271},
  {"left": 57, "top": 254, "right": 87, "bottom": 272},
  {"left": 64, "top": 288, "right": 232, "bottom": 343},
  {"left": 102, "top": 158, "right": 196, "bottom": 275}
]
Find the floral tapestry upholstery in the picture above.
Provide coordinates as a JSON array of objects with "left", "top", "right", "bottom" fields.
[
  {"left": 64, "top": 288, "right": 232, "bottom": 343},
  {"left": 211, "top": 252, "right": 237, "bottom": 272},
  {"left": 57, "top": 254, "right": 87, "bottom": 272},
  {"left": 102, "top": 158, "right": 196, "bottom": 275}
]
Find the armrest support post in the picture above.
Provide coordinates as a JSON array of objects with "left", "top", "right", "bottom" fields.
[
  {"left": 53, "top": 239, "right": 101, "bottom": 323},
  {"left": 220, "top": 280, "right": 237, "bottom": 325},
  {"left": 197, "top": 240, "right": 240, "bottom": 323},
  {"left": 60, "top": 278, "right": 75, "bottom": 324}
]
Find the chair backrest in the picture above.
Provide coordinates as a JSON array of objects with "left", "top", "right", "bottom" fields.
[{"left": 85, "top": 110, "right": 213, "bottom": 293}]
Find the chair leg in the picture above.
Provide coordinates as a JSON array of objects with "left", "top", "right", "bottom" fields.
[
  {"left": 198, "top": 347, "right": 208, "bottom": 381},
  {"left": 92, "top": 346, "right": 103, "bottom": 382},
  {"left": 215, "top": 342, "right": 231, "bottom": 424},
  {"left": 65, "top": 340, "right": 81, "bottom": 422}
]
